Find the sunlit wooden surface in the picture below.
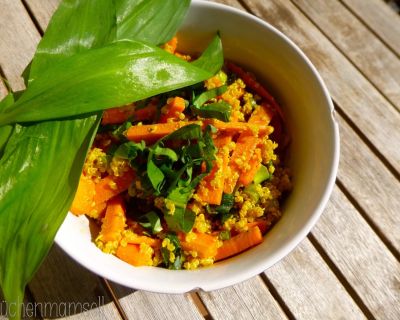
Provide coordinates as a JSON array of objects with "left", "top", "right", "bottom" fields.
[{"left": 0, "top": 0, "right": 399, "bottom": 319}]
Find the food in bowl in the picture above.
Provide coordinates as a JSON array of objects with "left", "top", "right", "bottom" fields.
[{"left": 70, "top": 36, "right": 292, "bottom": 270}]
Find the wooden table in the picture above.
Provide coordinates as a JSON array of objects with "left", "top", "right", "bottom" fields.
[{"left": 1, "top": 0, "right": 399, "bottom": 319}]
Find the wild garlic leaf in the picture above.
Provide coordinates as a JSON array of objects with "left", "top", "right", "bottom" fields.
[
  {"left": 116, "top": 0, "right": 190, "bottom": 45},
  {"left": 28, "top": 0, "right": 117, "bottom": 83},
  {"left": 139, "top": 211, "right": 163, "bottom": 234},
  {"left": 0, "top": 40, "right": 218, "bottom": 126}
]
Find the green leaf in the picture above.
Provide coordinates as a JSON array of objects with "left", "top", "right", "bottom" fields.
[
  {"left": 161, "top": 233, "right": 182, "bottom": 270},
  {"left": 28, "top": 0, "right": 117, "bottom": 82},
  {"left": 191, "top": 101, "right": 232, "bottom": 122},
  {"left": 147, "top": 158, "right": 165, "bottom": 193},
  {"left": 114, "top": 141, "right": 146, "bottom": 160},
  {"left": 139, "top": 211, "right": 163, "bottom": 234},
  {"left": 0, "top": 40, "right": 216, "bottom": 126},
  {"left": 164, "top": 187, "right": 196, "bottom": 233},
  {"left": 215, "top": 193, "right": 235, "bottom": 216},
  {"left": 116, "top": 0, "right": 190, "bottom": 45},
  {"left": 193, "top": 85, "right": 227, "bottom": 108},
  {"left": 192, "top": 33, "right": 224, "bottom": 75},
  {"left": 0, "top": 93, "right": 15, "bottom": 157},
  {"left": 0, "top": 115, "right": 100, "bottom": 318},
  {"left": 163, "top": 123, "right": 203, "bottom": 141},
  {"left": 152, "top": 145, "right": 178, "bottom": 162}
]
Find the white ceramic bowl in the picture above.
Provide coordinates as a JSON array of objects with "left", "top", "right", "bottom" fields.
[{"left": 56, "top": 0, "right": 339, "bottom": 293}]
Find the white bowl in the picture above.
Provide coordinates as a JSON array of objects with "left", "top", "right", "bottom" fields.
[{"left": 56, "top": 0, "right": 339, "bottom": 293}]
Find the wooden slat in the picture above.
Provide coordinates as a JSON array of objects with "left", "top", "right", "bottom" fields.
[
  {"left": 312, "top": 186, "right": 400, "bottom": 319},
  {"left": 244, "top": 0, "right": 400, "bottom": 174},
  {"left": 337, "top": 111, "right": 400, "bottom": 252},
  {"left": 341, "top": 0, "right": 400, "bottom": 55},
  {"left": 0, "top": 0, "right": 40, "bottom": 90},
  {"left": 292, "top": 0, "right": 400, "bottom": 110},
  {"left": 199, "top": 276, "right": 288, "bottom": 319},
  {"left": 29, "top": 246, "right": 121, "bottom": 319},
  {"left": 23, "top": 0, "right": 60, "bottom": 31},
  {"left": 265, "top": 239, "right": 365, "bottom": 319},
  {"left": 110, "top": 285, "right": 203, "bottom": 320}
]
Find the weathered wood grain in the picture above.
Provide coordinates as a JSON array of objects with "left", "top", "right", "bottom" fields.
[
  {"left": 312, "top": 186, "right": 400, "bottom": 319},
  {"left": 0, "top": 0, "right": 40, "bottom": 90},
  {"left": 29, "top": 246, "right": 121, "bottom": 319},
  {"left": 23, "top": 0, "right": 60, "bottom": 31},
  {"left": 337, "top": 111, "right": 400, "bottom": 252},
  {"left": 265, "top": 238, "right": 365, "bottom": 320},
  {"left": 110, "top": 284, "right": 203, "bottom": 320},
  {"left": 198, "top": 276, "right": 288, "bottom": 319},
  {"left": 292, "top": 0, "right": 400, "bottom": 110},
  {"left": 244, "top": 0, "right": 400, "bottom": 174},
  {"left": 341, "top": 0, "right": 400, "bottom": 55}
]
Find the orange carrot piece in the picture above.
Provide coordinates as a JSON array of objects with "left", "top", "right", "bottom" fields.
[
  {"left": 102, "top": 104, "right": 157, "bottom": 125},
  {"left": 159, "top": 96, "right": 186, "bottom": 123},
  {"left": 196, "top": 138, "right": 230, "bottom": 205},
  {"left": 126, "top": 120, "right": 272, "bottom": 143},
  {"left": 86, "top": 201, "right": 107, "bottom": 219},
  {"left": 248, "top": 103, "right": 273, "bottom": 125},
  {"left": 162, "top": 36, "right": 178, "bottom": 54},
  {"left": 116, "top": 244, "right": 153, "bottom": 266},
  {"left": 180, "top": 232, "right": 219, "bottom": 259},
  {"left": 93, "top": 169, "right": 135, "bottom": 204},
  {"left": 224, "top": 134, "right": 259, "bottom": 194},
  {"left": 99, "top": 195, "right": 126, "bottom": 242},
  {"left": 247, "top": 220, "right": 269, "bottom": 234},
  {"left": 215, "top": 226, "right": 263, "bottom": 261},
  {"left": 125, "top": 234, "right": 161, "bottom": 248},
  {"left": 238, "top": 148, "right": 262, "bottom": 186},
  {"left": 70, "top": 175, "right": 96, "bottom": 215}
]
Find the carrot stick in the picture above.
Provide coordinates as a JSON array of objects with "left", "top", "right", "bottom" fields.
[
  {"left": 159, "top": 96, "right": 186, "bottom": 123},
  {"left": 196, "top": 138, "right": 230, "bottom": 205},
  {"left": 238, "top": 148, "right": 262, "bottom": 186},
  {"left": 93, "top": 169, "right": 135, "bottom": 204},
  {"left": 124, "top": 234, "right": 161, "bottom": 248},
  {"left": 180, "top": 232, "right": 218, "bottom": 259},
  {"left": 247, "top": 220, "right": 269, "bottom": 234},
  {"left": 116, "top": 243, "right": 153, "bottom": 266},
  {"left": 125, "top": 120, "right": 272, "bottom": 143},
  {"left": 215, "top": 226, "right": 263, "bottom": 261},
  {"left": 99, "top": 195, "right": 126, "bottom": 243},
  {"left": 70, "top": 175, "right": 96, "bottom": 215},
  {"left": 224, "top": 134, "right": 259, "bottom": 194},
  {"left": 133, "top": 104, "right": 157, "bottom": 122}
]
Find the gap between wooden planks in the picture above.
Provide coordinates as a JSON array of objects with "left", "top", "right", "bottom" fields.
[
  {"left": 1, "top": 0, "right": 398, "bottom": 318},
  {"left": 291, "top": 0, "right": 400, "bottom": 111},
  {"left": 340, "top": 0, "right": 400, "bottom": 56}
]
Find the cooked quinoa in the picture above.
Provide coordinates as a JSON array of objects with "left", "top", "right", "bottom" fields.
[{"left": 71, "top": 41, "right": 292, "bottom": 270}]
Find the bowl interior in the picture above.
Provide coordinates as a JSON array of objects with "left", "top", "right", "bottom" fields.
[{"left": 56, "top": 1, "right": 339, "bottom": 293}]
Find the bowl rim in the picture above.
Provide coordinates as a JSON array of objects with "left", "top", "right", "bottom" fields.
[{"left": 55, "top": 0, "right": 340, "bottom": 293}]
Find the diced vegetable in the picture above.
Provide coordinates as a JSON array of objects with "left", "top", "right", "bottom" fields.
[
  {"left": 159, "top": 96, "right": 186, "bottom": 123},
  {"left": 94, "top": 169, "right": 135, "bottom": 204},
  {"left": 215, "top": 226, "right": 263, "bottom": 261},
  {"left": 247, "top": 220, "right": 269, "bottom": 234},
  {"left": 98, "top": 195, "right": 126, "bottom": 243},
  {"left": 238, "top": 148, "right": 262, "bottom": 186},
  {"left": 116, "top": 244, "right": 153, "bottom": 267},
  {"left": 224, "top": 134, "right": 259, "bottom": 194},
  {"left": 180, "top": 232, "right": 218, "bottom": 259},
  {"left": 70, "top": 175, "right": 96, "bottom": 215}
]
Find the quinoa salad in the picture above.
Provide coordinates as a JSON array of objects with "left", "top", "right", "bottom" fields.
[{"left": 70, "top": 37, "right": 292, "bottom": 270}]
